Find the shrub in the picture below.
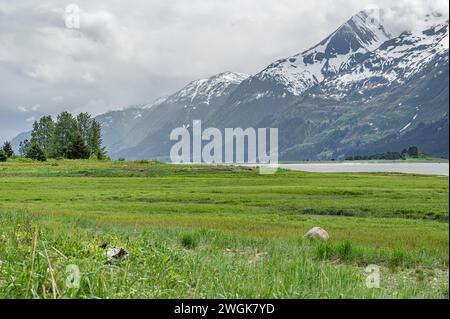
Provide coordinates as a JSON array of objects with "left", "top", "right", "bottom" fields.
[
  {"left": 336, "top": 241, "right": 354, "bottom": 261},
  {"left": 0, "top": 150, "right": 7, "bottom": 162},
  {"left": 26, "top": 143, "right": 47, "bottom": 162},
  {"left": 181, "top": 234, "right": 197, "bottom": 249}
]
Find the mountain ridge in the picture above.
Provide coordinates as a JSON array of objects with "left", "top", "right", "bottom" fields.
[{"left": 11, "top": 10, "right": 449, "bottom": 161}]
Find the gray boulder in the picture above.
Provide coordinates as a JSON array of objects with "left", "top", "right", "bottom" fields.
[{"left": 304, "top": 227, "right": 329, "bottom": 240}]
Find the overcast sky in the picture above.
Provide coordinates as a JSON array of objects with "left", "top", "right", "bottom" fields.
[{"left": 0, "top": 0, "right": 448, "bottom": 142}]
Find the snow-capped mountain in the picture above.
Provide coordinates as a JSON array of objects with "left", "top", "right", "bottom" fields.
[
  {"left": 211, "top": 12, "right": 448, "bottom": 159},
  {"left": 11, "top": 10, "right": 449, "bottom": 160},
  {"left": 164, "top": 72, "right": 249, "bottom": 105},
  {"left": 323, "top": 23, "right": 449, "bottom": 98},
  {"left": 256, "top": 10, "right": 391, "bottom": 96},
  {"left": 211, "top": 10, "right": 393, "bottom": 129},
  {"left": 265, "top": 20, "right": 449, "bottom": 160},
  {"left": 96, "top": 71, "right": 249, "bottom": 159}
]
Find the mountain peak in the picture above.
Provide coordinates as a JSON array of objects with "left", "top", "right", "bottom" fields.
[
  {"left": 322, "top": 21, "right": 449, "bottom": 99},
  {"left": 256, "top": 9, "right": 391, "bottom": 96},
  {"left": 306, "top": 9, "right": 391, "bottom": 59},
  {"left": 210, "top": 71, "right": 250, "bottom": 83},
  {"left": 345, "top": 10, "right": 391, "bottom": 48},
  {"left": 168, "top": 71, "right": 249, "bottom": 105}
]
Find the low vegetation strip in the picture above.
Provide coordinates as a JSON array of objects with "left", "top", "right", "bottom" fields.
[
  {"left": 0, "top": 159, "right": 448, "bottom": 221},
  {"left": 0, "top": 159, "right": 448, "bottom": 298},
  {"left": 0, "top": 210, "right": 447, "bottom": 299}
]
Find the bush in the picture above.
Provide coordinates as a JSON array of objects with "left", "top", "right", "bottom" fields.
[
  {"left": 336, "top": 241, "right": 354, "bottom": 261},
  {"left": 0, "top": 150, "right": 7, "bottom": 162},
  {"left": 26, "top": 143, "right": 47, "bottom": 162},
  {"left": 181, "top": 234, "right": 197, "bottom": 249}
]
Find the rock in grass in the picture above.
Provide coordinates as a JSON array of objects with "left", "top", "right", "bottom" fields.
[
  {"left": 304, "top": 227, "right": 329, "bottom": 241},
  {"left": 107, "top": 246, "right": 129, "bottom": 260}
]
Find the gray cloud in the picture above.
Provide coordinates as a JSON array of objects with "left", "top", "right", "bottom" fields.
[{"left": 0, "top": 0, "right": 448, "bottom": 142}]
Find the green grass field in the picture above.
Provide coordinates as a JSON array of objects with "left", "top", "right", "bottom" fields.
[{"left": 0, "top": 159, "right": 448, "bottom": 299}]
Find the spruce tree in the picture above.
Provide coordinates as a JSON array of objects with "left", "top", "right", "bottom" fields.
[
  {"left": 26, "top": 143, "right": 47, "bottom": 161},
  {"left": 88, "top": 120, "right": 102, "bottom": 156},
  {"left": 31, "top": 116, "right": 55, "bottom": 155},
  {"left": 96, "top": 147, "right": 108, "bottom": 160},
  {"left": 51, "top": 112, "right": 78, "bottom": 158},
  {"left": 2, "top": 141, "right": 14, "bottom": 158},
  {"left": 25, "top": 112, "right": 105, "bottom": 160},
  {"left": 77, "top": 113, "right": 93, "bottom": 147},
  {"left": 0, "top": 149, "right": 7, "bottom": 162},
  {"left": 407, "top": 146, "right": 419, "bottom": 158},
  {"left": 67, "top": 133, "right": 90, "bottom": 159}
]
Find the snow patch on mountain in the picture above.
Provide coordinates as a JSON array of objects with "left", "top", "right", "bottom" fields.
[
  {"left": 323, "top": 22, "right": 449, "bottom": 97},
  {"left": 400, "top": 113, "right": 419, "bottom": 133},
  {"left": 142, "top": 96, "right": 168, "bottom": 109},
  {"left": 167, "top": 71, "right": 249, "bottom": 105},
  {"left": 255, "top": 10, "right": 391, "bottom": 96}
]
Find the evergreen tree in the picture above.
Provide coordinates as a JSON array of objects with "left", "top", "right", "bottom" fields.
[
  {"left": 88, "top": 120, "right": 102, "bottom": 156},
  {"left": 2, "top": 141, "right": 14, "bottom": 158},
  {"left": 24, "top": 112, "right": 105, "bottom": 160},
  {"left": 67, "top": 133, "right": 90, "bottom": 159},
  {"left": 19, "top": 139, "right": 31, "bottom": 157},
  {"left": 0, "top": 149, "right": 7, "bottom": 162},
  {"left": 96, "top": 147, "right": 108, "bottom": 160},
  {"left": 51, "top": 112, "right": 78, "bottom": 158},
  {"left": 26, "top": 143, "right": 47, "bottom": 161},
  {"left": 76, "top": 113, "right": 93, "bottom": 147},
  {"left": 31, "top": 116, "right": 55, "bottom": 155},
  {"left": 407, "top": 146, "right": 419, "bottom": 158}
]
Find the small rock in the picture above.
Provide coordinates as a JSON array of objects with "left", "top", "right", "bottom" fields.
[
  {"left": 107, "top": 246, "right": 129, "bottom": 260},
  {"left": 304, "top": 227, "right": 329, "bottom": 241}
]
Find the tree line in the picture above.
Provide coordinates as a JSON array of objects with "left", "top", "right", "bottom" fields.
[
  {"left": 345, "top": 146, "right": 424, "bottom": 161},
  {"left": 1, "top": 112, "right": 106, "bottom": 162}
]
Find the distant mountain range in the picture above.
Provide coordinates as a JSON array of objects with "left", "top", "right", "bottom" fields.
[{"left": 12, "top": 10, "right": 449, "bottom": 161}]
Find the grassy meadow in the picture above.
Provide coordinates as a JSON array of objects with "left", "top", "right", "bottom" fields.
[{"left": 0, "top": 158, "right": 448, "bottom": 299}]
